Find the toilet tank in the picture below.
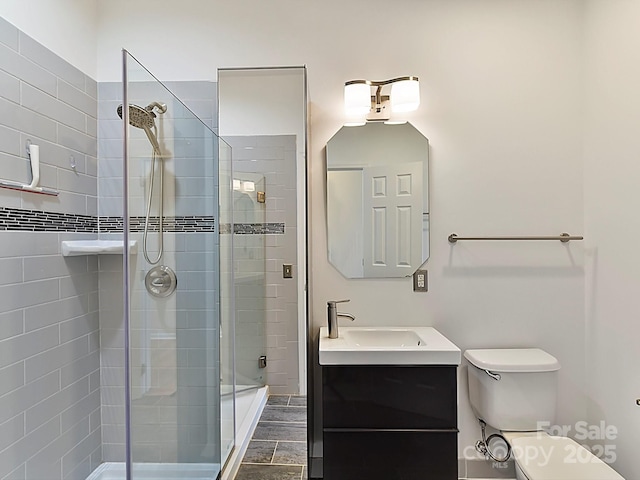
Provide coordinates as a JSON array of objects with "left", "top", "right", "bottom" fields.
[{"left": 465, "top": 348, "right": 560, "bottom": 431}]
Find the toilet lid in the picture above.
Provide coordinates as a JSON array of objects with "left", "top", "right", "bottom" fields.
[
  {"left": 464, "top": 348, "right": 560, "bottom": 372},
  {"left": 511, "top": 436, "right": 625, "bottom": 480}
]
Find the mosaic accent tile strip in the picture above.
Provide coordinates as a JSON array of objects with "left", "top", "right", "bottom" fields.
[
  {"left": 0, "top": 207, "right": 97, "bottom": 232},
  {"left": 0, "top": 208, "right": 215, "bottom": 233},
  {"left": 0, "top": 208, "right": 281, "bottom": 235},
  {"left": 219, "top": 223, "right": 285, "bottom": 235},
  {"left": 100, "top": 216, "right": 215, "bottom": 232}
]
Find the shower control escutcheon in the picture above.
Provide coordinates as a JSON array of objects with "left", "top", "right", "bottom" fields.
[{"left": 145, "top": 265, "right": 177, "bottom": 298}]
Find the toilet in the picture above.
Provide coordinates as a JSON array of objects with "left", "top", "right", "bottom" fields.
[{"left": 464, "top": 348, "right": 625, "bottom": 480}]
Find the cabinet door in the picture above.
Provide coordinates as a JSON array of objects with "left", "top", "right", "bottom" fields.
[
  {"left": 323, "top": 430, "right": 458, "bottom": 480},
  {"left": 323, "top": 366, "right": 457, "bottom": 429}
]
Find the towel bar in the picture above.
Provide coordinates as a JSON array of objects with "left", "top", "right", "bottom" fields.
[{"left": 448, "top": 233, "right": 583, "bottom": 243}]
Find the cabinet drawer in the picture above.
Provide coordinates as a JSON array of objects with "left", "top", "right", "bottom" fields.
[
  {"left": 322, "top": 366, "right": 457, "bottom": 429},
  {"left": 323, "top": 430, "right": 458, "bottom": 480}
]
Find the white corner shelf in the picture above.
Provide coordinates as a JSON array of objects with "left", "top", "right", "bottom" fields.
[{"left": 61, "top": 240, "right": 138, "bottom": 257}]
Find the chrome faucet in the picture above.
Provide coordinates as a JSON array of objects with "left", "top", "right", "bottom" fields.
[{"left": 327, "top": 299, "right": 355, "bottom": 339}]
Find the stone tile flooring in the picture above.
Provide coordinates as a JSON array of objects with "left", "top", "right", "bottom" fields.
[{"left": 234, "top": 395, "right": 307, "bottom": 480}]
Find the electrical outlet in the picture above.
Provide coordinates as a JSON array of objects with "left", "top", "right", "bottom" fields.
[{"left": 413, "top": 269, "right": 428, "bottom": 292}]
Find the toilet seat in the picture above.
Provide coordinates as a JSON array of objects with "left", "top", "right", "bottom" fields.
[{"left": 504, "top": 432, "right": 624, "bottom": 480}]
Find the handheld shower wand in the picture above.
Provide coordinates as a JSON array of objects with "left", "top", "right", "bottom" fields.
[{"left": 117, "top": 102, "right": 168, "bottom": 264}]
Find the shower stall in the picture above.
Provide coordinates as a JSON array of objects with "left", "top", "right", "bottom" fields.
[
  {"left": 50, "top": 51, "right": 236, "bottom": 480},
  {"left": 90, "top": 51, "right": 275, "bottom": 480},
  {"left": 0, "top": 16, "right": 305, "bottom": 478},
  {"left": 0, "top": 39, "right": 258, "bottom": 479}
]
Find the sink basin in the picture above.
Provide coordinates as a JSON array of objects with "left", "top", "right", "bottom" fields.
[
  {"left": 319, "top": 326, "right": 461, "bottom": 365},
  {"left": 343, "top": 329, "right": 423, "bottom": 348}
]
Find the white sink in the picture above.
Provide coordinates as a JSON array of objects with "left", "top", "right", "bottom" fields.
[
  {"left": 343, "top": 329, "right": 423, "bottom": 348},
  {"left": 319, "top": 326, "right": 461, "bottom": 365}
]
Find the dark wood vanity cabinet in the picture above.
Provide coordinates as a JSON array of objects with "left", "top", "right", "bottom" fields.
[{"left": 322, "top": 365, "right": 458, "bottom": 480}]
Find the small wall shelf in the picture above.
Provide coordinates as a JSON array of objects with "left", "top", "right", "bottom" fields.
[
  {"left": 0, "top": 143, "right": 59, "bottom": 196},
  {"left": 61, "top": 240, "right": 138, "bottom": 257},
  {"left": 0, "top": 180, "right": 58, "bottom": 196}
]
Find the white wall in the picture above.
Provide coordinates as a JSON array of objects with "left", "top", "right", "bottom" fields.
[
  {"left": 218, "top": 69, "right": 304, "bottom": 138},
  {"left": 95, "top": 0, "right": 589, "bottom": 465},
  {"left": 583, "top": 1, "right": 640, "bottom": 478},
  {"left": 0, "top": 0, "right": 98, "bottom": 78}
]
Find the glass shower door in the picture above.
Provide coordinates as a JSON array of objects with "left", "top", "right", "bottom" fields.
[
  {"left": 123, "top": 50, "right": 227, "bottom": 480},
  {"left": 232, "top": 172, "right": 267, "bottom": 392}
]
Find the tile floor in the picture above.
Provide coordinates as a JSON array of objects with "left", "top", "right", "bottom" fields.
[{"left": 234, "top": 395, "right": 307, "bottom": 480}]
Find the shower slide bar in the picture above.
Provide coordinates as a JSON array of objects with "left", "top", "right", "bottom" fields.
[{"left": 448, "top": 233, "right": 584, "bottom": 243}]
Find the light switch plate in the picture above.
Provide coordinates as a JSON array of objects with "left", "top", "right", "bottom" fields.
[
  {"left": 283, "top": 264, "right": 293, "bottom": 279},
  {"left": 413, "top": 270, "right": 428, "bottom": 292}
]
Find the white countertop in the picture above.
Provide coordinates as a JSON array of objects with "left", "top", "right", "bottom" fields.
[{"left": 319, "top": 326, "right": 461, "bottom": 366}]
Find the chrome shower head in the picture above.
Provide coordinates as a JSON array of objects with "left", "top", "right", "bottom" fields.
[
  {"left": 117, "top": 103, "right": 166, "bottom": 155},
  {"left": 117, "top": 104, "right": 156, "bottom": 129}
]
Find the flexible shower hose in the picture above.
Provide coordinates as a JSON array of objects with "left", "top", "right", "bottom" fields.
[{"left": 143, "top": 144, "right": 164, "bottom": 265}]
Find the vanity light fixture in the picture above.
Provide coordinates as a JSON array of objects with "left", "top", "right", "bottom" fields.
[{"left": 344, "top": 76, "right": 420, "bottom": 123}]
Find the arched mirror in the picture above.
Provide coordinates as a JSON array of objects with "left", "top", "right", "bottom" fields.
[{"left": 326, "top": 122, "right": 429, "bottom": 278}]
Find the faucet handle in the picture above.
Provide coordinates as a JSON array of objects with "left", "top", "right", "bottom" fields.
[{"left": 328, "top": 299, "right": 350, "bottom": 306}]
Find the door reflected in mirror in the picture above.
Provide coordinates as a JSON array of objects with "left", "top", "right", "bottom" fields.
[{"left": 326, "top": 122, "right": 429, "bottom": 278}]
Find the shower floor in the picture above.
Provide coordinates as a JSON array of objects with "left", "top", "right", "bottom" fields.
[
  {"left": 85, "top": 386, "right": 267, "bottom": 480},
  {"left": 86, "top": 463, "right": 220, "bottom": 480}
]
